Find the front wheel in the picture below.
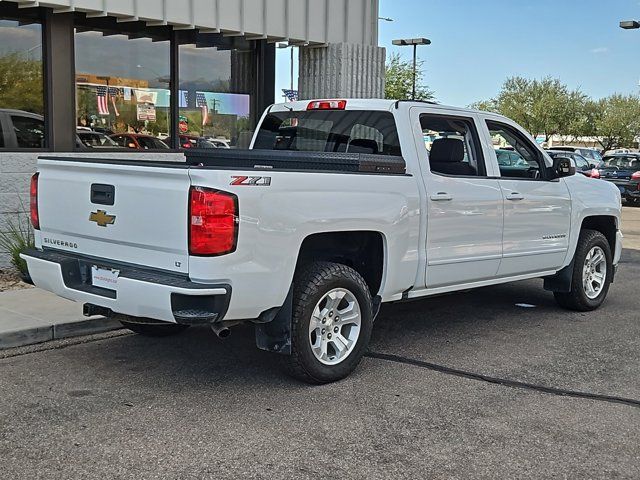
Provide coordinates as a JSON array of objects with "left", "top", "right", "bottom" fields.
[
  {"left": 554, "top": 229, "right": 613, "bottom": 312},
  {"left": 284, "top": 262, "right": 374, "bottom": 384}
]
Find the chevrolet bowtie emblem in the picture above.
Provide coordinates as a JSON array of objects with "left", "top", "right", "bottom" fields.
[{"left": 89, "top": 210, "right": 116, "bottom": 227}]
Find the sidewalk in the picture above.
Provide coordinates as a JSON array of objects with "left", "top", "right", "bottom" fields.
[{"left": 0, "top": 288, "right": 122, "bottom": 349}]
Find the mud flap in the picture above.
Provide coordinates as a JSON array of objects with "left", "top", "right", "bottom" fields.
[
  {"left": 543, "top": 260, "right": 575, "bottom": 293},
  {"left": 255, "top": 287, "right": 293, "bottom": 355}
]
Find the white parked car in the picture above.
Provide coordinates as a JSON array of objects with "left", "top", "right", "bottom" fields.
[{"left": 22, "top": 99, "right": 623, "bottom": 383}]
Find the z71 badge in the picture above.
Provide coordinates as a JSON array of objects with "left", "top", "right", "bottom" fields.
[{"left": 230, "top": 176, "right": 272, "bottom": 186}]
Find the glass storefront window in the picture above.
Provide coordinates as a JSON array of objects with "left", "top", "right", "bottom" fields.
[
  {"left": 179, "top": 36, "right": 254, "bottom": 149},
  {"left": 75, "top": 30, "right": 170, "bottom": 149},
  {"left": 0, "top": 19, "right": 44, "bottom": 149}
]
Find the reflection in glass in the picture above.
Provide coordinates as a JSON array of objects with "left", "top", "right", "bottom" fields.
[
  {"left": 75, "top": 31, "right": 170, "bottom": 148},
  {"left": 179, "top": 38, "right": 253, "bottom": 149},
  {"left": 0, "top": 19, "right": 44, "bottom": 148}
]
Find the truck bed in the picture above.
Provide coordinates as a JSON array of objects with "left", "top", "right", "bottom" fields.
[{"left": 40, "top": 149, "right": 407, "bottom": 175}]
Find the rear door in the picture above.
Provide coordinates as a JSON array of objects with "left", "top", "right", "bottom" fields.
[
  {"left": 413, "top": 108, "right": 504, "bottom": 288},
  {"left": 36, "top": 158, "right": 192, "bottom": 274},
  {"left": 484, "top": 119, "right": 571, "bottom": 276}
]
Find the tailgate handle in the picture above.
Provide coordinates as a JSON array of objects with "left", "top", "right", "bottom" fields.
[{"left": 91, "top": 184, "right": 115, "bottom": 206}]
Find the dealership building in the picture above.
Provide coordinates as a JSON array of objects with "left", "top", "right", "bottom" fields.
[{"left": 0, "top": 0, "right": 384, "bottom": 267}]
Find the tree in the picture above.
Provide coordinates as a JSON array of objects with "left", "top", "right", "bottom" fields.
[
  {"left": 0, "top": 53, "right": 44, "bottom": 115},
  {"left": 472, "top": 76, "right": 588, "bottom": 142},
  {"left": 385, "top": 53, "right": 434, "bottom": 101},
  {"left": 592, "top": 94, "right": 640, "bottom": 152}
]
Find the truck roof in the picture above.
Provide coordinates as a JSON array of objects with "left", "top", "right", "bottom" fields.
[{"left": 268, "top": 98, "right": 508, "bottom": 119}]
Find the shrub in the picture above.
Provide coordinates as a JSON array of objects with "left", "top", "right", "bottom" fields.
[{"left": 0, "top": 213, "right": 34, "bottom": 277}]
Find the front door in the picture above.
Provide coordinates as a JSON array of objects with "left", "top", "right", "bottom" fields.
[
  {"left": 417, "top": 111, "right": 504, "bottom": 288},
  {"left": 485, "top": 120, "right": 572, "bottom": 276}
]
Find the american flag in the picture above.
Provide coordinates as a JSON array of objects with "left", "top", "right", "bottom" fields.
[
  {"left": 96, "top": 85, "right": 109, "bottom": 116},
  {"left": 108, "top": 87, "right": 120, "bottom": 117},
  {"left": 282, "top": 89, "right": 299, "bottom": 102},
  {"left": 196, "top": 92, "right": 209, "bottom": 126},
  {"left": 179, "top": 90, "right": 189, "bottom": 109}
]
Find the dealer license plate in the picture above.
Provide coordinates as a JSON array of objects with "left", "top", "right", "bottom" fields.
[{"left": 91, "top": 265, "right": 120, "bottom": 290}]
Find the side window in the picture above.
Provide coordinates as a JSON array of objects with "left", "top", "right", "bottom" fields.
[
  {"left": 0, "top": 116, "right": 4, "bottom": 148},
  {"left": 11, "top": 115, "right": 45, "bottom": 149},
  {"left": 487, "top": 121, "right": 545, "bottom": 180},
  {"left": 421, "top": 114, "right": 486, "bottom": 177}
]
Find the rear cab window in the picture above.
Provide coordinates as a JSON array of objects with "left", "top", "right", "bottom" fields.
[
  {"left": 253, "top": 110, "right": 402, "bottom": 156},
  {"left": 420, "top": 114, "right": 487, "bottom": 177}
]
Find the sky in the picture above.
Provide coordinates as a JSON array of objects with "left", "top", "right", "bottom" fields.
[{"left": 276, "top": 0, "right": 640, "bottom": 107}]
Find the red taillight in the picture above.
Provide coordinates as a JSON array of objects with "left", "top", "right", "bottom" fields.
[
  {"left": 30, "top": 173, "right": 39, "bottom": 230},
  {"left": 189, "top": 187, "right": 238, "bottom": 256},
  {"left": 632, "top": 171, "right": 640, "bottom": 180},
  {"left": 307, "top": 100, "right": 347, "bottom": 111},
  {"left": 590, "top": 169, "right": 600, "bottom": 179}
]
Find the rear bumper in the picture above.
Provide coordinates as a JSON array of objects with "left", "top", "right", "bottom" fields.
[
  {"left": 21, "top": 249, "right": 231, "bottom": 325},
  {"left": 604, "top": 180, "right": 640, "bottom": 199}
]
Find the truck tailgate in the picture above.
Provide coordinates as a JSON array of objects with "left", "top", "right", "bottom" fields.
[{"left": 36, "top": 159, "right": 191, "bottom": 274}]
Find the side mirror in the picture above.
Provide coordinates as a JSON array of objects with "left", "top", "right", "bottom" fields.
[{"left": 553, "top": 156, "right": 576, "bottom": 178}]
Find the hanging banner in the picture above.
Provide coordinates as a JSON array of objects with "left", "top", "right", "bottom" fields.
[
  {"left": 134, "top": 89, "right": 158, "bottom": 105},
  {"left": 137, "top": 103, "right": 156, "bottom": 121}
]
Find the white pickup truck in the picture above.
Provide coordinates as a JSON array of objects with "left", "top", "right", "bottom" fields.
[{"left": 22, "top": 99, "right": 623, "bottom": 384}]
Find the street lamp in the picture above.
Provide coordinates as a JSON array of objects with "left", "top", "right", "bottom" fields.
[
  {"left": 378, "top": 17, "right": 394, "bottom": 22},
  {"left": 620, "top": 20, "right": 640, "bottom": 29},
  {"left": 392, "top": 38, "right": 431, "bottom": 100},
  {"left": 277, "top": 43, "right": 295, "bottom": 92}
]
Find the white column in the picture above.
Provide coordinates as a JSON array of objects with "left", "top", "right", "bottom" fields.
[{"left": 298, "top": 43, "right": 386, "bottom": 100}]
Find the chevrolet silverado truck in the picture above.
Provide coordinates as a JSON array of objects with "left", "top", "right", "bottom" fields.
[{"left": 22, "top": 99, "right": 623, "bottom": 384}]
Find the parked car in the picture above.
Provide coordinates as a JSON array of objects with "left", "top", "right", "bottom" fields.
[
  {"left": 550, "top": 146, "right": 602, "bottom": 166},
  {"left": 77, "top": 131, "right": 121, "bottom": 149},
  {"left": 111, "top": 133, "right": 170, "bottom": 150},
  {"left": 23, "top": 99, "right": 623, "bottom": 384},
  {"left": 0, "top": 109, "right": 45, "bottom": 149},
  {"left": 204, "top": 137, "right": 232, "bottom": 149},
  {"left": 596, "top": 154, "right": 640, "bottom": 205},
  {"left": 179, "top": 135, "right": 219, "bottom": 149},
  {"left": 496, "top": 149, "right": 530, "bottom": 168},
  {"left": 92, "top": 127, "right": 115, "bottom": 136},
  {"left": 547, "top": 150, "right": 597, "bottom": 178}
]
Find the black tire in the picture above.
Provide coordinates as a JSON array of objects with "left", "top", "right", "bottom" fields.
[
  {"left": 120, "top": 317, "right": 190, "bottom": 337},
  {"left": 284, "top": 262, "right": 374, "bottom": 384},
  {"left": 554, "top": 229, "right": 613, "bottom": 312}
]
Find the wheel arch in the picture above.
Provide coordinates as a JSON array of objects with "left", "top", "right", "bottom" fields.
[
  {"left": 580, "top": 215, "right": 618, "bottom": 255},
  {"left": 545, "top": 215, "right": 618, "bottom": 293},
  {"left": 294, "top": 230, "right": 387, "bottom": 297}
]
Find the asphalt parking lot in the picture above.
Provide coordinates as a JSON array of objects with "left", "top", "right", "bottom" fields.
[{"left": 1, "top": 209, "right": 639, "bottom": 479}]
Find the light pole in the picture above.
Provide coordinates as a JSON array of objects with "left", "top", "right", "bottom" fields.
[
  {"left": 277, "top": 43, "right": 295, "bottom": 92},
  {"left": 392, "top": 38, "right": 431, "bottom": 100},
  {"left": 378, "top": 17, "right": 394, "bottom": 22}
]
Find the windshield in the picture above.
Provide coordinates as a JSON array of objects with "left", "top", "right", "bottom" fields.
[
  {"left": 78, "top": 132, "right": 118, "bottom": 147},
  {"left": 137, "top": 137, "right": 169, "bottom": 149},
  {"left": 601, "top": 156, "right": 640, "bottom": 169},
  {"left": 253, "top": 110, "right": 402, "bottom": 156}
]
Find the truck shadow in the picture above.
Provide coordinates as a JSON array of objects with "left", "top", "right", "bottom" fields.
[{"left": 73, "top": 279, "right": 558, "bottom": 386}]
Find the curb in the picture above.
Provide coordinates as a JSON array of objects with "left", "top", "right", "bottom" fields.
[{"left": 0, "top": 317, "right": 123, "bottom": 350}]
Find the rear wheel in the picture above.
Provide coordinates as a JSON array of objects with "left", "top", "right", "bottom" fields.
[
  {"left": 284, "top": 262, "right": 374, "bottom": 384},
  {"left": 554, "top": 229, "right": 612, "bottom": 312},
  {"left": 120, "top": 317, "right": 190, "bottom": 337}
]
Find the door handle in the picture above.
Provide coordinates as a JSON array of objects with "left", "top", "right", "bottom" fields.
[
  {"left": 506, "top": 192, "right": 525, "bottom": 201},
  {"left": 430, "top": 192, "right": 453, "bottom": 201}
]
